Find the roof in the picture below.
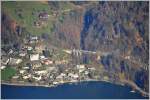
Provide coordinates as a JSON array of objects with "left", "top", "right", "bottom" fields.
[
  {"left": 30, "top": 54, "right": 39, "bottom": 61},
  {"left": 39, "top": 12, "right": 49, "bottom": 19}
]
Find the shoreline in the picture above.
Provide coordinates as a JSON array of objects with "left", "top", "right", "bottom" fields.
[{"left": 1, "top": 79, "right": 149, "bottom": 97}]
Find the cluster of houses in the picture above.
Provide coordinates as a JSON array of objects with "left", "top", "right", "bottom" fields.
[{"left": 1, "top": 34, "right": 105, "bottom": 86}]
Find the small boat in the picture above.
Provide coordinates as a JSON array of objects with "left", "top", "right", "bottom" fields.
[{"left": 130, "top": 90, "right": 135, "bottom": 93}]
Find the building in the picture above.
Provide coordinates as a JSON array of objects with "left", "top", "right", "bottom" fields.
[
  {"left": 19, "top": 70, "right": 26, "bottom": 74},
  {"left": 12, "top": 76, "right": 19, "bottom": 79},
  {"left": 41, "top": 59, "right": 53, "bottom": 65},
  {"left": 19, "top": 50, "right": 27, "bottom": 57},
  {"left": 32, "top": 75, "right": 42, "bottom": 81},
  {"left": 29, "top": 36, "right": 38, "bottom": 43},
  {"left": 27, "top": 46, "right": 33, "bottom": 51},
  {"left": 30, "top": 54, "right": 39, "bottom": 61},
  {"left": 8, "top": 49, "right": 14, "bottom": 54},
  {"left": 31, "top": 61, "right": 42, "bottom": 69},
  {"left": 76, "top": 64, "right": 85, "bottom": 69},
  {"left": 40, "top": 55, "right": 46, "bottom": 60},
  {"left": 22, "top": 66, "right": 30, "bottom": 70},
  {"left": 76, "top": 64, "right": 86, "bottom": 73},
  {"left": 9, "top": 58, "right": 22, "bottom": 65},
  {"left": 68, "top": 73, "right": 79, "bottom": 79},
  {"left": 23, "top": 76, "right": 29, "bottom": 79},
  {"left": 1, "top": 66, "right": 6, "bottom": 70},
  {"left": 39, "top": 12, "right": 49, "bottom": 20},
  {"left": 1, "top": 56, "right": 10, "bottom": 65},
  {"left": 30, "top": 36, "right": 38, "bottom": 40},
  {"left": 34, "top": 70, "right": 47, "bottom": 75}
]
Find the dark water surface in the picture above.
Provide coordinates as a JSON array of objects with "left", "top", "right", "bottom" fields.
[{"left": 1, "top": 81, "right": 148, "bottom": 99}]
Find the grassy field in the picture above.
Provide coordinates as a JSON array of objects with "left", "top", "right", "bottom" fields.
[
  {"left": 2, "top": 1, "right": 74, "bottom": 36},
  {"left": 2, "top": 1, "right": 53, "bottom": 35},
  {"left": 1, "top": 67, "right": 17, "bottom": 81}
]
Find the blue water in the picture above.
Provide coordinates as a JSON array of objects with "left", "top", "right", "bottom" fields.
[{"left": 1, "top": 81, "right": 148, "bottom": 99}]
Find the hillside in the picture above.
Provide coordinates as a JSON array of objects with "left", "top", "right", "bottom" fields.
[{"left": 1, "top": 1, "right": 149, "bottom": 94}]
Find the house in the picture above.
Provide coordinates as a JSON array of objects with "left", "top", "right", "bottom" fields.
[
  {"left": 53, "top": 81, "right": 59, "bottom": 85},
  {"left": 12, "top": 76, "right": 19, "bottom": 79},
  {"left": 39, "top": 12, "right": 49, "bottom": 20},
  {"left": 27, "top": 46, "right": 33, "bottom": 51},
  {"left": 56, "top": 75, "right": 63, "bottom": 80},
  {"left": 88, "top": 67, "right": 96, "bottom": 70},
  {"left": 103, "top": 76, "right": 109, "bottom": 81},
  {"left": 76, "top": 64, "right": 86, "bottom": 73},
  {"left": 32, "top": 75, "right": 42, "bottom": 81},
  {"left": 68, "top": 73, "right": 79, "bottom": 79},
  {"left": 22, "top": 66, "right": 30, "bottom": 70},
  {"left": 84, "top": 71, "right": 89, "bottom": 75},
  {"left": 29, "top": 36, "right": 38, "bottom": 43},
  {"left": 56, "top": 73, "right": 66, "bottom": 80},
  {"left": 19, "top": 70, "right": 26, "bottom": 74},
  {"left": 30, "top": 54, "right": 39, "bottom": 61},
  {"left": 9, "top": 58, "right": 22, "bottom": 65},
  {"left": 19, "top": 50, "right": 27, "bottom": 57},
  {"left": 8, "top": 49, "right": 14, "bottom": 54},
  {"left": 31, "top": 61, "right": 42, "bottom": 69},
  {"left": 73, "top": 74, "right": 79, "bottom": 79},
  {"left": 44, "top": 59, "right": 53, "bottom": 65},
  {"left": 40, "top": 55, "right": 46, "bottom": 60},
  {"left": 41, "top": 59, "right": 53, "bottom": 65},
  {"left": 23, "top": 76, "right": 29, "bottom": 79},
  {"left": 125, "top": 56, "right": 130, "bottom": 60},
  {"left": 97, "top": 55, "right": 101, "bottom": 60},
  {"left": 34, "top": 70, "right": 47, "bottom": 75},
  {"left": 76, "top": 64, "right": 85, "bottom": 69},
  {"left": 30, "top": 36, "right": 38, "bottom": 40},
  {"left": 1, "top": 56, "right": 10, "bottom": 65},
  {"left": 1, "top": 66, "right": 6, "bottom": 70}
]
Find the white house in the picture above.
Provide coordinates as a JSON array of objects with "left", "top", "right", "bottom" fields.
[
  {"left": 30, "top": 54, "right": 39, "bottom": 61},
  {"left": 76, "top": 64, "right": 85, "bottom": 69},
  {"left": 1, "top": 66, "right": 6, "bottom": 70},
  {"left": 9, "top": 58, "right": 22, "bottom": 65},
  {"left": 27, "top": 46, "right": 33, "bottom": 51},
  {"left": 35, "top": 70, "right": 47, "bottom": 75},
  {"left": 19, "top": 70, "right": 26, "bottom": 74},
  {"left": 23, "top": 76, "right": 29, "bottom": 79},
  {"left": 1, "top": 57, "right": 10, "bottom": 65},
  {"left": 33, "top": 75, "right": 41, "bottom": 81}
]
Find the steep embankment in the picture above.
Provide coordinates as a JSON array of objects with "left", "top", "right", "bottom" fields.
[
  {"left": 1, "top": 13, "right": 26, "bottom": 51},
  {"left": 80, "top": 2, "right": 149, "bottom": 93}
]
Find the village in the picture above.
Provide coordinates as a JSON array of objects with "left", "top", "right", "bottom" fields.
[{"left": 1, "top": 31, "right": 114, "bottom": 87}]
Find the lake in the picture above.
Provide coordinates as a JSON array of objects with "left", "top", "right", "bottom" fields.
[{"left": 1, "top": 81, "right": 148, "bottom": 99}]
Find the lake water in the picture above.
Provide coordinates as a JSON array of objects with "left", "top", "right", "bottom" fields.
[{"left": 1, "top": 81, "right": 148, "bottom": 99}]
